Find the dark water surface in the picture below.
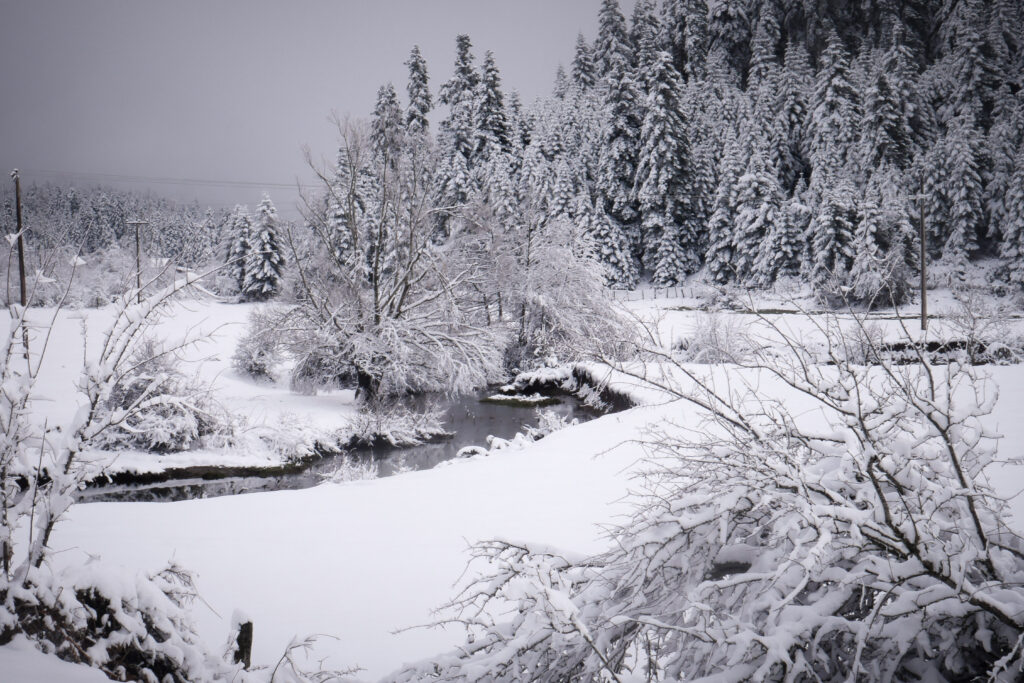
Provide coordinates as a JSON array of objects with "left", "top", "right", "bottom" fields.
[{"left": 81, "top": 391, "right": 601, "bottom": 503}]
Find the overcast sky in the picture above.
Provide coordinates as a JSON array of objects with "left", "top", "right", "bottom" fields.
[{"left": 0, "top": 0, "right": 629, "bottom": 218}]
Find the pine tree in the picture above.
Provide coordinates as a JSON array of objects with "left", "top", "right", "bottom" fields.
[
  {"left": 225, "top": 205, "right": 251, "bottom": 293},
  {"left": 405, "top": 45, "right": 432, "bottom": 136},
  {"left": 985, "top": 88, "right": 1024, "bottom": 243},
  {"left": 439, "top": 34, "right": 479, "bottom": 164},
  {"left": 937, "top": 115, "right": 984, "bottom": 278},
  {"left": 704, "top": 133, "right": 745, "bottom": 284},
  {"left": 594, "top": 0, "right": 633, "bottom": 79},
  {"left": 572, "top": 34, "right": 597, "bottom": 89},
  {"left": 243, "top": 195, "right": 285, "bottom": 301},
  {"left": 809, "top": 29, "right": 861, "bottom": 182},
  {"left": 755, "top": 180, "right": 809, "bottom": 284},
  {"left": 861, "top": 60, "right": 913, "bottom": 171},
  {"left": 371, "top": 82, "right": 403, "bottom": 163},
  {"left": 747, "top": 2, "right": 781, "bottom": 89},
  {"left": 631, "top": 0, "right": 662, "bottom": 76},
  {"left": 732, "top": 148, "right": 783, "bottom": 286},
  {"left": 635, "top": 51, "right": 700, "bottom": 282},
  {"left": 767, "top": 41, "right": 812, "bottom": 193},
  {"left": 1000, "top": 149, "right": 1024, "bottom": 287},
  {"left": 579, "top": 195, "right": 637, "bottom": 288},
  {"left": 706, "top": 0, "right": 750, "bottom": 87},
  {"left": 850, "top": 169, "right": 916, "bottom": 305},
  {"left": 476, "top": 50, "right": 511, "bottom": 159},
  {"left": 808, "top": 177, "right": 858, "bottom": 288},
  {"left": 680, "top": 0, "right": 709, "bottom": 81},
  {"left": 597, "top": 37, "right": 643, "bottom": 261}
]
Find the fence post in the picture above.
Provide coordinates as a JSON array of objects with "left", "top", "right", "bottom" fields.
[{"left": 235, "top": 621, "right": 253, "bottom": 669}]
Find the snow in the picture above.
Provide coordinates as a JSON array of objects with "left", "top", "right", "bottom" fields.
[
  {"left": 52, "top": 401, "right": 660, "bottom": 678},
  {"left": 8, "top": 291, "right": 1024, "bottom": 679},
  {"left": 3, "top": 296, "right": 359, "bottom": 476},
  {"left": 0, "top": 635, "right": 110, "bottom": 683}
]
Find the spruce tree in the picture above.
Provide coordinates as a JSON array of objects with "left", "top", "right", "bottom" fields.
[
  {"left": 437, "top": 34, "right": 480, "bottom": 232},
  {"left": 732, "top": 148, "right": 782, "bottom": 286},
  {"left": 630, "top": 0, "right": 662, "bottom": 76},
  {"left": 243, "top": 195, "right": 285, "bottom": 301},
  {"left": 808, "top": 177, "right": 858, "bottom": 289},
  {"left": 809, "top": 29, "right": 861, "bottom": 182},
  {"left": 597, "top": 38, "right": 643, "bottom": 261},
  {"left": 580, "top": 195, "right": 637, "bottom": 288},
  {"left": 936, "top": 115, "right": 984, "bottom": 278},
  {"left": 225, "top": 205, "right": 251, "bottom": 293},
  {"left": 476, "top": 50, "right": 511, "bottom": 159},
  {"left": 706, "top": 0, "right": 750, "bottom": 87},
  {"left": 405, "top": 45, "right": 432, "bottom": 136},
  {"left": 755, "top": 180, "right": 809, "bottom": 285},
  {"left": 371, "top": 82, "right": 403, "bottom": 163},
  {"left": 850, "top": 170, "right": 916, "bottom": 306},
  {"left": 999, "top": 149, "right": 1024, "bottom": 288},
  {"left": 767, "top": 41, "right": 812, "bottom": 193},
  {"left": 594, "top": 0, "right": 633, "bottom": 79},
  {"left": 635, "top": 51, "right": 700, "bottom": 282},
  {"left": 572, "top": 33, "right": 597, "bottom": 89},
  {"left": 704, "top": 133, "right": 745, "bottom": 284}
]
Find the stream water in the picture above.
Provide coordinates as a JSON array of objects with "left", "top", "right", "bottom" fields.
[{"left": 80, "top": 390, "right": 602, "bottom": 503}]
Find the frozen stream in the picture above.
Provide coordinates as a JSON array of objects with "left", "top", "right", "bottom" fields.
[{"left": 79, "top": 390, "right": 602, "bottom": 503}]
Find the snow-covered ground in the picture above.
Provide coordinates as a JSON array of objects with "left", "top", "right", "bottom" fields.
[
  {"left": 7, "top": 294, "right": 359, "bottom": 478},
  {"left": 6, "top": 288, "right": 1024, "bottom": 680}
]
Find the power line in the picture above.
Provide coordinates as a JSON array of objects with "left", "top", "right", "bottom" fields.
[{"left": 15, "top": 168, "right": 317, "bottom": 191}]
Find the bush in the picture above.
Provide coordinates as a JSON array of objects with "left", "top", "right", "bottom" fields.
[
  {"left": 674, "top": 312, "right": 754, "bottom": 364},
  {"left": 232, "top": 307, "right": 284, "bottom": 381},
  {"left": 95, "top": 338, "right": 228, "bottom": 453}
]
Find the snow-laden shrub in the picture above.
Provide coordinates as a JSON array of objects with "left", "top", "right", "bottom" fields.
[
  {"left": 946, "top": 292, "right": 1024, "bottom": 365},
  {"left": 321, "top": 456, "right": 378, "bottom": 484},
  {"left": 232, "top": 307, "right": 284, "bottom": 381},
  {"left": 674, "top": 312, "right": 754, "bottom": 364},
  {"left": 344, "top": 403, "right": 448, "bottom": 448},
  {"left": 392, "top": 311, "right": 1024, "bottom": 682},
  {"left": 95, "top": 338, "right": 229, "bottom": 453},
  {"left": 524, "top": 408, "right": 578, "bottom": 440}
]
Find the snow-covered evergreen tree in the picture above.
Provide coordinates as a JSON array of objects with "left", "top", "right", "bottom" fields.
[
  {"left": 767, "top": 41, "right": 811, "bottom": 193},
  {"left": 405, "top": 45, "right": 432, "bottom": 136},
  {"left": 808, "top": 177, "right": 858, "bottom": 289},
  {"left": 593, "top": 0, "right": 633, "bottom": 79},
  {"left": 704, "top": 132, "right": 745, "bottom": 284},
  {"left": 754, "top": 179, "right": 809, "bottom": 284},
  {"left": 732, "top": 148, "right": 782, "bottom": 286},
  {"left": 850, "top": 169, "right": 916, "bottom": 305},
  {"left": 371, "top": 82, "right": 403, "bottom": 163},
  {"left": 1000, "top": 148, "right": 1024, "bottom": 288},
  {"left": 571, "top": 33, "right": 597, "bottom": 89},
  {"left": 706, "top": 0, "right": 750, "bottom": 87},
  {"left": 225, "top": 205, "right": 251, "bottom": 292},
  {"left": 630, "top": 0, "right": 662, "bottom": 76},
  {"left": 809, "top": 29, "right": 861, "bottom": 182},
  {"left": 635, "top": 51, "right": 700, "bottom": 282},
  {"left": 437, "top": 34, "right": 481, "bottom": 233},
  {"left": 475, "top": 50, "right": 511, "bottom": 160},
  {"left": 578, "top": 194, "right": 637, "bottom": 288},
  {"left": 242, "top": 195, "right": 285, "bottom": 301}
]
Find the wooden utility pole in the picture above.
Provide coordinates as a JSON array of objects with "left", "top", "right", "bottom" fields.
[
  {"left": 126, "top": 220, "right": 148, "bottom": 304},
  {"left": 11, "top": 170, "right": 26, "bottom": 308},
  {"left": 918, "top": 178, "right": 928, "bottom": 332},
  {"left": 11, "top": 170, "right": 29, "bottom": 359}
]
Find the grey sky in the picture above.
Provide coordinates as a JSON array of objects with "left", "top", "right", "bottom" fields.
[{"left": 0, "top": 0, "right": 626, "bottom": 219}]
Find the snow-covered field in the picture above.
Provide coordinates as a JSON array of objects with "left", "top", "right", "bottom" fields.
[
  {"left": 5, "top": 289, "right": 1024, "bottom": 680},
  {"left": 10, "top": 295, "right": 359, "bottom": 478}
]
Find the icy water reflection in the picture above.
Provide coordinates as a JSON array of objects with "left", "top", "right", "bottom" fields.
[{"left": 81, "top": 390, "right": 600, "bottom": 503}]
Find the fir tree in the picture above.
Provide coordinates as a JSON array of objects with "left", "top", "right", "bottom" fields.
[
  {"left": 704, "top": 133, "right": 745, "bottom": 284},
  {"left": 635, "top": 51, "right": 700, "bottom": 282},
  {"left": 476, "top": 50, "right": 511, "bottom": 158},
  {"left": 439, "top": 34, "right": 479, "bottom": 164},
  {"left": 937, "top": 115, "right": 985, "bottom": 278},
  {"left": 706, "top": 0, "right": 750, "bottom": 87},
  {"left": 755, "top": 180, "right": 809, "bottom": 284},
  {"left": 594, "top": 0, "right": 633, "bottom": 79},
  {"left": 579, "top": 195, "right": 637, "bottom": 288},
  {"left": 809, "top": 29, "right": 861, "bottom": 181},
  {"left": 808, "top": 177, "right": 858, "bottom": 289},
  {"left": 767, "top": 41, "right": 812, "bottom": 193},
  {"left": 747, "top": 2, "right": 781, "bottom": 89},
  {"left": 572, "top": 33, "right": 597, "bottom": 89},
  {"left": 1000, "top": 149, "right": 1024, "bottom": 288},
  {"left": 405, "top": 45, "right": 432, "bottom": 136},
  {"left": 225, "top": 205, "right": 251, "bottom": 293},
  {"left": 371, "top": 82, "right": 403, "bottom": 163},
  {"left": 631, "top": 0, "right": 662, "bottom": 76},
  {"left": 243, "top": 195, "right": 285, "bottom": 301},
  {"left": 849, "top": 170, "right": 916, "bottom": 306},
  {"left": 732, "top": 148, "right": 782, "bottom": 286},
  {"left": 597, "top": 37, "right": 644, "bottom": 261}
]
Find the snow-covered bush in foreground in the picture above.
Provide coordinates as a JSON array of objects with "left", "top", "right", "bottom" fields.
[
  {"left": 674, "top": 312, "right": 755, "bottom": 364},
  {"left": 391, "top": 311, "right": 1024, "bottom": 681}
]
